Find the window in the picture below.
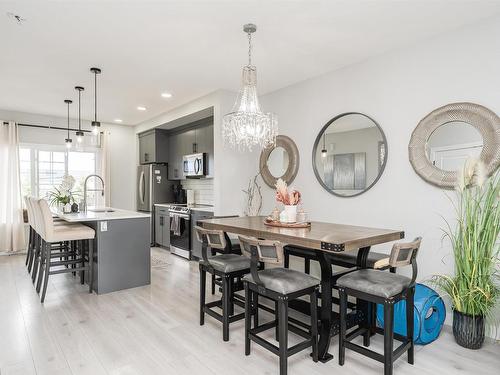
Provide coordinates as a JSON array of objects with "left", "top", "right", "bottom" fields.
[{"left": 20, "top": 144, "right": 101, "bottom": 206}]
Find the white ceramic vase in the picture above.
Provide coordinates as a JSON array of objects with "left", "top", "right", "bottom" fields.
[
  {"left": 284, "top": 205, "right": 297, "bottom": 223},
  {"left": 63, "top": 203, "right": 72, "bottom": 213}
]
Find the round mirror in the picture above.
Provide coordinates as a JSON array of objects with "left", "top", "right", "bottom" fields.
[
  {"left": 409, "top": 102, "right": 500, "bottom": 189},
  {"left": 426, "top": 121, "right": 483, "bottom": 172},
  {"left": 267, "top": 146, "right": 290, "bottom": 177},
  {"left": 312, "top": 113, "right": 387, "bottom": 197},
  {"left": 260, "top": 135, "right": 300, "bottom": 188}
]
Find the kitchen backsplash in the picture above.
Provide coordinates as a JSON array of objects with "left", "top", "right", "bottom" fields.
[{"left": 181, "top": 179, "right": 214, "bottom": 206}]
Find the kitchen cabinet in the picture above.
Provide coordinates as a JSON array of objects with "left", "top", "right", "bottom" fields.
[
  {"left": 154, "top": 206, "right": 170, "bottom": 247},
  {"left": 195, "top": 125, "right": 214, "bottom": 177},
  {"left": 168, "top": 133, "right": 183, "bottom": 180},
  {"left": 190, "top": 209, "right": 213, "bottom": 259},
  {"left": 138, "top": 129, "right": 169, "bottom": 164},
  {"left": 167, "top": 120, "right": 214, "bottom": 180}
]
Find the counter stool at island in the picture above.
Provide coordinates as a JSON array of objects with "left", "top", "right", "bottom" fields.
[
  {"left": 195, "top": 226, "right": 252, "bottom": 342},
  {"left": 239, "top": 236, "right": 319, "bottom": 375},
  {"left": 35, "top": 198, "right": 96, "bottom": 303},
  {"left": 337, "top": 237, "right": 422, "bottom": 375}
]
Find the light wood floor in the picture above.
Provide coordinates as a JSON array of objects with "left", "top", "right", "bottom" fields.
[{"left": 1, "top": 248, "right": 498, "bottom": 375}]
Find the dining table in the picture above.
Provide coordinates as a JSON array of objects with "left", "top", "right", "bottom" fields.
[{"left": 199, "top": 215, "right": 404, "bottom": 362}]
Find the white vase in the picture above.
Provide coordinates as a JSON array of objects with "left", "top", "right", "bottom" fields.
[
  {"left": 63, "top": 203, "right": 72, "bottom": 213},
  {"left": 284, "top": 205, "right": 297, "bottom": 223}
]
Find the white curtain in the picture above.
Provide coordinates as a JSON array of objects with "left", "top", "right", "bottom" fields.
[
  {"left": 0, "top": 121, "right": 25, "bottom": 253},
  {"left": 100, "top": 130, "right": 111, "bottom": 206}
]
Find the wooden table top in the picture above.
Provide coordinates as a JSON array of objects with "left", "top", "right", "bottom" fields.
[{"left": 199, "top": 216, "right": 404, "bottom": 253}]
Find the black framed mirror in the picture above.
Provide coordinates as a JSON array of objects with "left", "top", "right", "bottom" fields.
[{"left": 312, "top": 112, "right": 388, "bottom": 197}]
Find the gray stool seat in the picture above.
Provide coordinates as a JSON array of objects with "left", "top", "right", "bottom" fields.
[
  {"left": 337, "top": 269, "right": 411, "bottom": 299},
  {"left": 243, "top": 268, "right": 319, "bottom": 295},
  {"left": 330, "top": 251, "right": 390, "bottom": 269},
  {"left": 200, "top": 254, "right": 251, "bottom": 273}
]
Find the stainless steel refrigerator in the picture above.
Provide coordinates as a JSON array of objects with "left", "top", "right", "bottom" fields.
[{"left": 137, "top": 164, "right": 176, "bottom": 242}]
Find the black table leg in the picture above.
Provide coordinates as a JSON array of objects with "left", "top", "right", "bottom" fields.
[
  {"left": 356, "top": 246, "right": 371, "bottom": 339},
  {"left": 317, "top": 251, "right": 334, "bottom": 362}
]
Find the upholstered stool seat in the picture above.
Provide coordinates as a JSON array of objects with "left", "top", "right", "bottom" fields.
[
  {"left": 48, "top": 225, "right": 96, "bottom": 242},
  {"left": 200, "top": 253, "right": 251, "bottom": 273},
  {"left": 337, "top": 269, "right": 411, "bottom": 299},
  {"left": 243, "top": 268, "right": 319, "bottom": 295}
]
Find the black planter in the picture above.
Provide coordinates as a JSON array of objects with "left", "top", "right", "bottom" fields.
[{"left": 452, "top": 309, "right": 485, "bottom": 349}]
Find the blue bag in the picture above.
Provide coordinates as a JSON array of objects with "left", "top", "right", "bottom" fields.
[{"left": 376, "top": 283, "right": 445, "bottom": 345}]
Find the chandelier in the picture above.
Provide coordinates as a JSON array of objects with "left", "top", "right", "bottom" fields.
[{"left": 222, "top": 23, "right": 277, "bottom": 151}]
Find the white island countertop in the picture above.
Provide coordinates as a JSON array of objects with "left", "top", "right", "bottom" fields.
[{"left": 54, "top": 207, "right": 150, "bottom": 222}]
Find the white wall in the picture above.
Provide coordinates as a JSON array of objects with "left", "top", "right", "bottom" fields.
[
  {"left": 258, "top": 18, "right": 500, "bottom": 332},
  {"left": 0, "top": 109, "right": 136, "bottom": 210}
]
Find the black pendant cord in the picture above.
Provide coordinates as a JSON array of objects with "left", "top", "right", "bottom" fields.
[
  {"left": 78, "top": 89, "right": 81, "bottom": 131},
  {"left": 94, "top": 71, "right": 97, "bottom": 123},
  {"left": 67, "top": 102, "right": 70, "bottom": 138},
  {"left": 90, "top": 67, "right": 101, "bottom": 128}
]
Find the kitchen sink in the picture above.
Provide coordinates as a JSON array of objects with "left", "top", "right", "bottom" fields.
[{"left": 88, "top": 208, "right": 115, "bottom": 213}]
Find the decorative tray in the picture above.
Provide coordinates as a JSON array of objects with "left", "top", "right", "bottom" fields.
[{"left": 264, "top": 218, "right": 311, "bottom": 228}]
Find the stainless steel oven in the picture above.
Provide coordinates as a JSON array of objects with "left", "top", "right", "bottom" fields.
[{"left": 169, "top": 206, "right": 191, "bottom": 259}]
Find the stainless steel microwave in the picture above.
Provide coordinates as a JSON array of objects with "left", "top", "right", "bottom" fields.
[{"left": 183, "top": 153, "right": 206, "bottom": 177}]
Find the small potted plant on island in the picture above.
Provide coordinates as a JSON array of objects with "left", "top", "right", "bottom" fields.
[
  {"left": 47, "top": 174, "right": 79, "bottom": 213},
  {"left": 275, "top": 178, "right": 301, "bottom": 222},
  {"left": 432, "top": 158, "right": 499, "bottom": 349}
]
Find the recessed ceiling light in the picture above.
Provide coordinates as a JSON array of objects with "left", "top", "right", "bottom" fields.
[
  {"left": 137, "top": 106, "right": 146, "bottom": 111},
  {"left": 161, "top": 92, "right": 172, "bottom": 98},
  {"left": 114, "top": 119, "right": 123, "bottom": 123}
]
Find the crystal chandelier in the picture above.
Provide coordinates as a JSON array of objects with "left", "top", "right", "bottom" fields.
[{"left": 222, "top": 23, "right": 277, "bottom": 151}]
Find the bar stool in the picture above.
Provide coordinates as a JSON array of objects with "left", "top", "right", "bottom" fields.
[
  {"left": 34, "top": 198, "right": 96, "bottom": 303},
  {"left": 337, "top": 238, "right": 422, "bottom": 375},
  {"left": 239, "top": 236, "right": 319, "bottom": 375},
  {"left": 195, "top": 226, "right": 251, "bottom": 341},
  {"left": 29, "top": 197, "right": 75, "bottom": 283}
]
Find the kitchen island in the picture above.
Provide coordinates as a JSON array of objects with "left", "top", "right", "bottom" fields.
[{"left": 55, "top": 208, "right": 151, "bottom": 294}]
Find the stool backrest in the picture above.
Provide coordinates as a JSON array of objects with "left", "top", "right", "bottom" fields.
[
  {"left": 238, "top": 235, "right": 284, "bottom": 265},
  {"left": 388, "top": 237, "right": 422, "bottom": 268},
  {"left": 30, "top": 197, "right": 43, "bottom": 235},
  {"left": 36, "top": 199, "right": 55, "bottom": 240},
  {"left": 194, "top": 226, "right": 227, "bottom": 250},
  {"left": 24, "top": 196, "right": 32, "bottom": 227}
]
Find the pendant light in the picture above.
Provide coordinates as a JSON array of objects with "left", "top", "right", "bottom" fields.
[
  {"left": 90, "top": 67, "right": 101, "bottom": 135},
  {"left": 64, "top": 99, "right": 73, "bottom": 148},
  {"left": 222, "top": 23, "right": 277, "bottom": 151},
  {"left": 75, "top": 86, "right": 84, "bottom": 144},
  {"left": 321, "top": 133, "right": 327, "bottom": 158}
]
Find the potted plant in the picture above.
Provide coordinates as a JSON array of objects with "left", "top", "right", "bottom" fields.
[
  {"left": 275, "top": 178, "right": 301, "bottom": 222},
  {"left": 47, "top": 175, "right": 78, "bottom": 213},
  {"left": 432, "top": 158, "right": 499, "bottom": 349}
]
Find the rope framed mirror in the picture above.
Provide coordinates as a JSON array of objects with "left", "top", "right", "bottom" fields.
[
  {"left": 259, "top": 135, "right": 300, "bottom": 188},
  {"left": 408, "top": 102, "right": 500, "bottom": 189}
]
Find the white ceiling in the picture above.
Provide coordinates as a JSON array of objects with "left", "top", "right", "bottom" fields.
[{"left": 1, "top": 0, "right": 499, "bottom": 126}]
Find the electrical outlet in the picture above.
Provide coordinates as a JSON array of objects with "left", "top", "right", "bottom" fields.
[{"left": 100, "top": 221, "right": 108, "bottom": 232}]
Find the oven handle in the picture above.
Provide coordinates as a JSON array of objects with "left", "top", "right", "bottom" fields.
[{"left": 169, "top": 212, "right": 190, "bottom": 220}]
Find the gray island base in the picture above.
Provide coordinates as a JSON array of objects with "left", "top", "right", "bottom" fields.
[{"left": 54, "top": 209, "right": 151, "bottom": 294}]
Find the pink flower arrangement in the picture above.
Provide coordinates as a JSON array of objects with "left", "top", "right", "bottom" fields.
[{"left": 275, "top": 178, "right": 301, "bottom": 206}]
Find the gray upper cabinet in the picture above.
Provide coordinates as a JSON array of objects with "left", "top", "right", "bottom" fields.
[
  {"left": 138, "top": 129, "right": 169, "bottom": 164},
  {"left": 168, "top": 134, "right": 183, "bottom": 180},
  {"left": 195, "top": 125, "right": 214, "bottom": 177}
]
